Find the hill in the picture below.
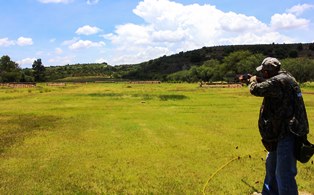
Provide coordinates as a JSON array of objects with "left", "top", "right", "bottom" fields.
[
  {"left": 115, "top": 42, "right": 314, "bottom": 81},
  {"left": 41, "top": 63, "right": 115, "bottom": 81},
  {"left": 7, "top": 42, "right": 313, "bottom": 83}
]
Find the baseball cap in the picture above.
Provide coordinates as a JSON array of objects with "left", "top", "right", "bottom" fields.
[{"left": 256, "top": 57, "right": 281, "bottom": 71}]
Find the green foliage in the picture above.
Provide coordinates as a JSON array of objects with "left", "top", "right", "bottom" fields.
[
  {"left": 166, "top": 69, "right": 191, "bottom": 82},
  {"left": 20, "top": 69, "right": 35, "bottom": 82},
  {"left": 166, "top": 59, "right": 223, "bottom": 82},
  {"left": 45, "top": 63, "right": 114, "bottom": 81},
  {"left": 0, "top": 72, "right": 22, "bottom": 82},
  {"left": 167, "top": 51, "right": 266, "bottom": 83},
  {"left": 2, "top": 43, "right": 314, "bottom": 83},
  {"left": 282, "top": 58, "right": 314, "bottom": 83},
  {"left": 120, "top": 43, "right": 314, "bottom": 82},
  {"left": 32, "top": 59, "right": 46, "bottom": 82},
  {"left": 289, "top": 50, "right": 299, "bottom": 58},
  {"left": 0, "top": 55, "right": 19, "bottom": 72},
  {"left": 309, "top": 43, "right": 314, "bottom": 51},
  {"left": 0, "top": 55, "right": 22, "bottom": 82},
  {"left": 222, "top": 50, "right": 265, "bottom": 75}
]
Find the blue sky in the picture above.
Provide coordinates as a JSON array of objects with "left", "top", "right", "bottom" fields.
[{"left": 1, "top": 0, "right": 314, "bottom": 68}]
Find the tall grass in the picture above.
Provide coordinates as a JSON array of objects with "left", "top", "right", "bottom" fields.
[{"left": 0, "top": 83, "right": 313, "bottom": 194}]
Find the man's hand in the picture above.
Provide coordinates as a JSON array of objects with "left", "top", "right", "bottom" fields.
[
  {"left": 249, "top": 76, "right": 265, "bottom": 83},
  {"left": 249, "top": 76, "right": 257, "bottom": 83}
]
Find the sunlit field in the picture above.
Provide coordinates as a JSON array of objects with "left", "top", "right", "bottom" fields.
[{"left": 0, "top": 83, "right": 313, "bottom": 194}]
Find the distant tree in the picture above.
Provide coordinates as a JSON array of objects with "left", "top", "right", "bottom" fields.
[
  {"left": 289, "top": 50, "right": 298, "bottom": 58},
  {"left": 0, "top": 55, "right": 19, "bottom": 72},
  {"left": 32, "top": 59, "right": 46, "bottom": 82},
  {"left": 282, "top": 58, "right": 314, "bottom": 83},
  {"left": 273, "top": 47, "right": 289, "bottom": 59},
  {"left": 201, "top": 59, "right": 222, "bottom": 81},
  {"left": 21, "top": 68, "right": 35, "bottom": 82},
  {"left": 309, "top": 43, "right": 314, "bottom": 51},
  {"left": 0, "top": 55, "right": 22, "bottom": 82},
  {"left": 222, "top": 50, "right": 265, "bottom": 75},
  {"left": 189, "top": 52, "right": 203, "bottom": 63},
  {"left": 166, "top": 51, "right": 267, "bottom": 83},
  {"left": 167, "top": 70, "right": 191, "bottom": 82}
]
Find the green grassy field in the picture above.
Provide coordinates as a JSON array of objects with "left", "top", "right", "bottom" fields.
[{"left": 0, "top": 83, "right": 313, "bottom": 194}]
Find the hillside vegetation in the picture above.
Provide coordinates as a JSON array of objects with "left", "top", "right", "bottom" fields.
[
  {"left": 1, "top": 43, "right": 314, "bottom": 83},
  {"left": 117, "top": 43, "right": 314, "bottom": 82}
]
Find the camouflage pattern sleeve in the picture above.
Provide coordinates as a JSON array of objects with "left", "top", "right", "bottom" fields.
[{"left": 249, "top": 78, "right": 283, "bottom": 98}]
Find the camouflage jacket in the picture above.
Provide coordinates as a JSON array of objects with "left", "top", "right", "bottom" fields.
[{"left": 249, "top": 71, "right": 309, "bottom": 149}]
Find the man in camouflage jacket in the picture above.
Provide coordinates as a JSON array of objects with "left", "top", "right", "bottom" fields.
[{"left": 249, "top": 57, "right": 309, "bottom": 195}]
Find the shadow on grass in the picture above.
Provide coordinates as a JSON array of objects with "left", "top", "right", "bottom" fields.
[
  {"left": 87, "top": 93, "right": 188, "bottom": 101},
  {"left": 88, "top": 93, "right": 123, "bottom": 98},
  {"left": 158, "top": 94, "right": 188, "bottom": 101},
  {"left": 0, "top": 114, "right": 60, "bottom": 154}
]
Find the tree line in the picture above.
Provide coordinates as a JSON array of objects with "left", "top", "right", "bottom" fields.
[
  {"left": 0, "top": 55, "right": 46, "bottom": 83},
  {"left": 165, "top": 50, "right": 314, "bottom": 83},
  {"left": 0, "top": 55, "right": 114, "bottom": 83},
  {"left": 118, "top": 43, "right": 314, "bottom": 82},
  {"left": 1, "top": 43, "right": 314, "bottom": 83}
]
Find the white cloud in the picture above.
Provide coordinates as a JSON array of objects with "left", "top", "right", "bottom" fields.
[
  {"left": 109, "top": 46, "right": 171, "bottom": 65},
  {"left": 0, "top": 38, "right": 15, "bottom": 47},
  {"left": 55, "top": 48, "right": 63, "bottom": 54},
  {"left": 75, "top": 25, "right": 102, "bottom": 35},
  {"left": 17, "top": 58, "right": 37, "bottom": 67},
  {"left": 62, "top": 37, "right": 80, "bottom": 46},
  {"left": 106, "top": 23, "right": 152, "bottom": 45},
  {"left": 220, "top": 32, "right": 295, "bottom": 45},
  {"left": 220, "top": 12, "right": 268, "bottom": 32},
  {"left": 86, "top": 0, "right": 99, "bottom": 5},
  {"left": 152, "top": 29, "right": 187, "bottom": 42},
  {"left": 36, "top": 51, "right": 45, "bottom": 56},
  {"left": 104, "top": 0, "right": 297, "bottom": 65},
  {"left": 286, "top": 4, "right": 314, "bottom": 16},
  {"left": 17, "top": 37, "right": 33, "bottom": 46},
  {"left": 37, "top": 0, "right": 73, "bottom": 4},
  {"left": 69, "top": 40, "right": 105, "bottom": 50},
  {"left": 95, "top": 58, "right": 107, "bottom": 64},
  {"left": 0, "top": 37, "right": 33, "bottom": 47},
  {"left": 271, "top": 13, "right": 310, "bottom": 30},
  {"left": 48, "top": 56, "right": 75, "bottom": 65}
]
